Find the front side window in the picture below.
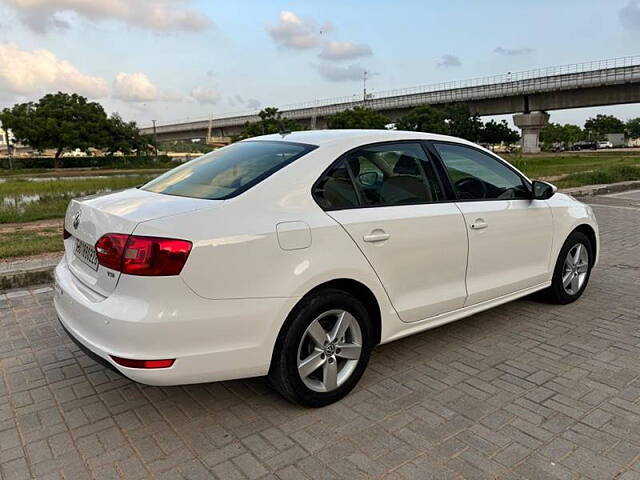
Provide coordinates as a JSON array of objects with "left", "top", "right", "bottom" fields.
[
  {"left": 142, "top": 141, "right": 315, "bottom": 200},
  {"left": 433, "top": 143, "right": 530, "bottom": 200}
]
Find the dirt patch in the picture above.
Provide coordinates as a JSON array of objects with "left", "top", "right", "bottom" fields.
[
  {"left": 0, "top": 218, "right": 63, "bottom": 234},
  {"left": 0, "top": 251, "right": 62, "bottom": 265}
]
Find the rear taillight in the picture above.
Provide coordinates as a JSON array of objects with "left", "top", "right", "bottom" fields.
[
  {"left": 95, "top": 234, "right": 129, "bottom": 271},
  {"left": 95, "top": 234, "right": 192, "bottom": 276},
  {"left": 63, "top": 228, "right": 71, "bottom": 240}
]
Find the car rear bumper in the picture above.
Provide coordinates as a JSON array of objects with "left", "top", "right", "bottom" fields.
[{"left": 53, "top": 258, "right": 297, "bottom": 386}]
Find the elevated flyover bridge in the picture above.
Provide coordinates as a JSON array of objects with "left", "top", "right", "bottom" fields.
[{"left": 140, "top": 56, "right": 640, "bottom": 153}]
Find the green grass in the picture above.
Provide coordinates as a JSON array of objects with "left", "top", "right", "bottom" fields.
[
  {"left": 0, "top": 228, "right": 63, "bottom": 258},
  {"left": 504, "top": 152, "right": 640, "bottom": 179},
  {"left": 555, "top": 165, "right": 640, "bottom": 188},
  {"left": 0, "top": 196, "right": 76, "bottom": 223},
  {"left": 0, "top": 175, "right": 155, "bottom": 196},
  {"left": 0, "top": 174, "right": 159, "bottom": 223}
]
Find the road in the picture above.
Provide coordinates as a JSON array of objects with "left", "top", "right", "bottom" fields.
[{"left": 0, "top": 193, "right": 639, "bottom": 479}]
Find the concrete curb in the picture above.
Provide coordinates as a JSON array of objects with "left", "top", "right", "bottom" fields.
[
  {"left": 0, "top": 266, "right": 56, "bottom": 291},
  {"left": 1, "top": 180, "right": 639, "bottom": 291},
  {"left": 561, "top": 180, "right": 640, "bottom": 197},
  {"left": 0, "top": 256, "right": 61, "bottom": 292}
]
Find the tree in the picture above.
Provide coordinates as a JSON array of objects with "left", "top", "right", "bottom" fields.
[
  {"left": 0, "top": 92, "right": 109, "bottom": 166},
  {"left": 479, "top": 120, "right": 520, "bottom": 148},
  {"left": 395, "top": 105, "right": 448, "bottom": 134},
  {"left": 626, "top": 117, "right": 640, "bottom": 139},
  {"left": 103, "top": 113, "right": 148, "bottom": 155},
  {"left": 326, "top": 107, "right": 390, "bottom": 129},
  {"left": 584, "top": 114, "right": 625, "bottom": 140},
  {"left": 238, "top": 107, "right": 302, "bottom": 139},
  {"left": 540, "top": 123, "right": 584, "bottom": 146},
  {"left": 395, "top": 103, "right": 483, "bottom": 142},
  {"left": 445, "top": 104, "right": 483, "bottom": 142}
]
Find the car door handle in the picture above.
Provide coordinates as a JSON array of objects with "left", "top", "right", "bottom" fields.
[
  {"left": 363, "top": 231, "right": 390, "bottom": 243},
  {"left": 470, "top": 219, "right": 488, "bottom": 230}
]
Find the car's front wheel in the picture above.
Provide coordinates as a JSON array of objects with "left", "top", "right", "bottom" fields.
[
  {"left": 545, "top": 231, "right": 593, "bottom": 304},
  {"left": 269, "top": 289, "right": 372, "bottom": 407}
]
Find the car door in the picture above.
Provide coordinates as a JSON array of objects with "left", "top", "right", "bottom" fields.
[
  {"left": 313, "top": 141, "right": 468, "bottom": 323},
  {"left": 430, "top": 141, "right": 553, "bottom": 306}
]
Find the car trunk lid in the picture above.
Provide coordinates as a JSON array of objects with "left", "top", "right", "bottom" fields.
[{"left": 64, "top": 188, "right": 221, "bottom": 297}]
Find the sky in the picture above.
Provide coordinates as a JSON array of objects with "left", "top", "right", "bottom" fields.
[{"left": 0, "top": 0, "right": 639, "bottom": 129}]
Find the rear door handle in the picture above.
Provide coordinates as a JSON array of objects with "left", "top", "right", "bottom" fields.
[
  {"left": 363, "top": 230, "right": 390, "bottom": 243},
  {"left": 470, "top": 219, "right": 488, "bottom": 230}
]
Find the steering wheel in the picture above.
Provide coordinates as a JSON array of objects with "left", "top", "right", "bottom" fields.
[{"left": 455, "top": 177, "right": 487, "bottom": 199}]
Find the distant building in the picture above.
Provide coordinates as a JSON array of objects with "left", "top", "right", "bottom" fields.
[
  {"left": 605, "top": 133, "right": 626, "bottom": 147},
  {"left": 0, "top": 125, "right": 15, "bottom": 153}
]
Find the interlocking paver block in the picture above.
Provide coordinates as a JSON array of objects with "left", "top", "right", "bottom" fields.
[{"left": 1, "top": 200, "right": 639, "bottom": 478}]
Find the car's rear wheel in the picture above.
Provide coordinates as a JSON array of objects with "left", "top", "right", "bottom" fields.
[
  {"left": 269, "top": 289, "right": 372, "bottom": 407},
  {"left": 545, "top": 231, "right": 593, "bottom": 304}
]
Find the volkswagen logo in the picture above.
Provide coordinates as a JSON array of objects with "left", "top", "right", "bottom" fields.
[{"left": 72, "top": 210, "right": 81, "bottom": 230}]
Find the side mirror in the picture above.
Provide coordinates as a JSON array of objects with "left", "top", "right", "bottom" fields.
[{"left": 532, "top": 180, "right": 557, "bottom": 200}]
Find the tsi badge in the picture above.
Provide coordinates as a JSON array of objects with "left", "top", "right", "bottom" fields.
[{"left": 72, "top": 210, "right": 81, "bottom": 230}]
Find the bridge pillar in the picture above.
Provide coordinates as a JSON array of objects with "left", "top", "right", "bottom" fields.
[{"left": 513, "top": 111, "right": 549, "bottom": 154}]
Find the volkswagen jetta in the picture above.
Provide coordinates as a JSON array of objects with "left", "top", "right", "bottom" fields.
[{"left": 54, "top": 130, "right": 598, "bottom": 406}]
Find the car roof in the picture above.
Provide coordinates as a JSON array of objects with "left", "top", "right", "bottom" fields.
[{"left": 245, "top": 129, "right": 478, "bottom": 148}]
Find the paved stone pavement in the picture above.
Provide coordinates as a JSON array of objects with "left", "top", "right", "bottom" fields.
[{"left": 1, "top": 196, "right": 639, "bottom": 480}]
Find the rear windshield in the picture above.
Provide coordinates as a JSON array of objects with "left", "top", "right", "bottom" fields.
[{"left": 142, "top": 140, "right": 316, "bottom": 200}]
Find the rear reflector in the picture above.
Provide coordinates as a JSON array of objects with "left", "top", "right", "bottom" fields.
[
  {"left": 111, "top": 356, "right": 175, "bottom": 369},
  {"left": 95, "top": 234, "right": 192, "bottom": 276}
]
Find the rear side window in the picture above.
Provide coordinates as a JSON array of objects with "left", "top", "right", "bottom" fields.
[
  {"left": 142, "top": 141, "right": 315, "bottom": 200},
  {"left": 313, "top": 160, "right": 359, "bottom": 210},
  {"left": 313, "top": 142, "right": 443, "bottom": 210},
  {"left": 345, "top": 143, "right": 442, "bottom": 206}
]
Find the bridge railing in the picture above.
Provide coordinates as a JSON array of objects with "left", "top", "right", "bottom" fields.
[{"left": 143, "top": 55, "right": 640, "bottom": 130}]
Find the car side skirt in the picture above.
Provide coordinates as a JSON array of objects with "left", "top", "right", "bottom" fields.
[{"left": 381, "top": 281, "right": 551, "bottom": 344}]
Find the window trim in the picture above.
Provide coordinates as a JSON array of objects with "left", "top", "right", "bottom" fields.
[
  {"left": 427, "top": 140, "right": 533, "bottom": 203},
  {"left": 312, "top": 140, "right": 451, "bottom": 211},
  {"left": 142, "top": 140, "right": 317, "bottom": 201}
]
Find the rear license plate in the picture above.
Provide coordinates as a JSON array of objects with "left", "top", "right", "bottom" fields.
[{"left": 74, "top": 238, "right": 99, "bottom": 271}]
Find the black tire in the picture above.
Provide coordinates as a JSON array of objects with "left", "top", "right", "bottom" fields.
[
  {"left": 269, "top": 289, "right": 373, "bottom": 407},
  {"left": 544, "top": 231, "right": 593, "bottom": 304}
]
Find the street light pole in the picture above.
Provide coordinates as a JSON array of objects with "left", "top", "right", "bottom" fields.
[
  {"left": 363, "top": 71, "right": 368, "bottom": 104},
  {"left": 152, "top": 119, "right": 157, "bottom": 160}
]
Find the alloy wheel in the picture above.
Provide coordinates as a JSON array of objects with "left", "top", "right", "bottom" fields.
[
  {"left": 296, "top": 309, "right": 363, "bottom": 393},
  {"left": 562, "top": 242, "right": 589, "bottom": 295}
]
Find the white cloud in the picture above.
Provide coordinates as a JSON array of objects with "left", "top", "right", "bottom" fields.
[
  {"left": 494, "top": 47, "right": 534, "bottom": 56},
  {"left": 0, "top": 42, "right": 109, "bottom": 97},
  {"left": 246, "top": 98, "right": 261, "bottom": 110},
  {"left": 315, "top": 63, "right": 367, "bottom": 82},
  {"left": 2, "top": 0, "right": 213, "bottom": 33},
  {"left": 621, "top": 0, "right": 640, "bottom": 29},
  {"left": 190, "top": 86, "right": 220, "bottom": 105},
  {"left": 319, "top": 41, "right": 372, "bottom": 60},
  {"left": 266, "top": 11, "right": 332, "bottom": 49},
  {"left": 227, "top": 95, "right": 261, "bottom": 110},
  {"left": 113, "top": 72, "right": 158, "bottom": 102},
  {"left": 437, "top": 55, "right": 462, "bottom": 68}
]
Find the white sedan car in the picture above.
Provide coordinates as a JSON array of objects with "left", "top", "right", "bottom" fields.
[{"left": 54, "top": 130, "right": 598, "bottom": 406}]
